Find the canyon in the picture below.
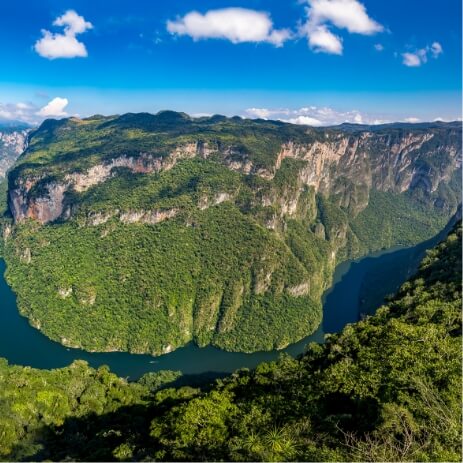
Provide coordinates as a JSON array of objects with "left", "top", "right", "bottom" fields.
[{"left": 2, "top": 113, "right": 461, "bottom": 356}]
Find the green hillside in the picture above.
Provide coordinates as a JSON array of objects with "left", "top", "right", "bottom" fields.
[{"left": 0, "top": 221, "right": 460, "bottom": 462}]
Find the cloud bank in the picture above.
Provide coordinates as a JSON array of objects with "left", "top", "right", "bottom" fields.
[
  {"left": 244, "top": 107, "right": 459, "bottom": 126},
  {"left": 0, "top": 97, "right": 70, "bottom": 124},
  {"left": 0, "top": 102, "right": 36, "bottom": 123},
  {"left": 244, "top": 104, "right": 432, "bottom": 126},
  {"left": 245, "top": 106, "right": 387, "bottom": 126},
  {"left": 35, "top": 10, "right": 93, "bottom": 59}
]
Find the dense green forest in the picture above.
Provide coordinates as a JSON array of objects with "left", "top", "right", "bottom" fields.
[
  {"left": 0, "top": 221, "right": 460, "bottom": 461},
  {"left": 4, "top": 201, "right": 324, "bottom": 354},
  {"left": 3, "top": 160, "right": 452, "bottom": 354}
]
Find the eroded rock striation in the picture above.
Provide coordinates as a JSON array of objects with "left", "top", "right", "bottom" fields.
[
  {"left": 8, "top": 118, "right": 460, "bottom": 225},
  {"left": 0, "top": 126, "right": 29, "bottom": 179}
]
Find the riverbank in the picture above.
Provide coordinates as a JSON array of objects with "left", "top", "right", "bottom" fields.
[{"left": 0, "top": 218, "right": 455, "bottom": 380}]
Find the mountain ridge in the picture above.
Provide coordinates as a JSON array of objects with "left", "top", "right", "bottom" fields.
[
  {"left": 8, "top": 113, "right": 461, "bottom": 224},
  {"left": 41, "top": 111, "right": 463, "bottom": 128}
]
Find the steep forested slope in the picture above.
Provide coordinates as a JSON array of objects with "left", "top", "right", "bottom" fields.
[
  {"left": 0, "top": 221, "right": 460, "bottom": 462},
  {"left": 2, "top": 113, "right": 461, "bottom": 354}
]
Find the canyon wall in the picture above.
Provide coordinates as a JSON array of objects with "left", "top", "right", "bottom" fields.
[{"left": 9, "top": 128, "right": 461, "bottom": 225}]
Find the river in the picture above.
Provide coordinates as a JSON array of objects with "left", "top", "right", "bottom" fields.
[{"left": 0, "top": 224, "right": 452, "bottom": 380}]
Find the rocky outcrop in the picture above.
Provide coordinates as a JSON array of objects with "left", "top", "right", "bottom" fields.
[
  {"left": 198, "top": 192, "right": 233, "bottom": 210},
  {"left": 271, "top": 132, "right": 457, "bottom": 209},
  {"left": 65, "top": 149, "right": 196, "bottom": 193},
  {"left": 85, "top": 211, "right": 116, "bottom": 226},
  {"left": 58, "top": 287, "right": 73, "bottom": 298},
  {"left": 9, "top": 180, "right": 67, "bottom": 223},
  {"left": 0, "top": 129, "right": 29, "bottom": 179},
  {"left": 84, "top": 208, "right": 178, "bottom": 226},
  {"left": 119, "top": 208, "right": 178, "bottom": 225},
  {"left": 9, "top": 142, "right": 214, "bottom": 224},
  {"left": 287, "top": 281, "right": 310, "bottom": 297},
  {"left": 257, "top": 130, "right": 460, "bottom": 218},
  {"left": 2, "top": 223, "right": 12, "bottom": 242},
  {"left": 19, "top": 247, "right": 31, "bottom": 264}
]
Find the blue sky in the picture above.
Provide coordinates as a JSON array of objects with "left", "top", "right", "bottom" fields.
[{"left": 0, "top": 0, "right": 461, "bottom": 125}]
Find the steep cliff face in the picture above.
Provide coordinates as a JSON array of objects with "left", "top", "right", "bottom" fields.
[
  {"left": 271, "top": 131, "right": 460, "bottom": 215},
  {"left": 2, "top": 113, "right": 461, "bottom": 356},
  {"left": 8, "top": 121, "right": 461, "bottom": 225},
  {"left": 0, "top": 127, "right": 29, "bottom": 179}
]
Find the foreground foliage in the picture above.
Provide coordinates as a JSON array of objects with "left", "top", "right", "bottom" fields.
[{"left": 0, "top": 222, "right": 460, "bottom": 461}]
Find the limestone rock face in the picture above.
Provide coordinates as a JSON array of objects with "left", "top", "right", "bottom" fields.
[
  {"left": 269, "top": 131, "right": 460, "bottom": 215},
  {"left": 7, "top": 116, "right": 461, "bottom": 227},
  {"left": 9, "top": 128, "right": 461, "bottom": 223},
  {"left": 119, "top": 208, "right": 178, "bottom": 225},
  {"left": 0, "top": 128, "right": 29, "bottom": 179}
]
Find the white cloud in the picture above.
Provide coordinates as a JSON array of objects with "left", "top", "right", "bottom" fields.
[
  {"left": 15, "top": 102, "right": 32, "bottom": 110},
  {"left": 167, "top": 1, "right": 383, "bottom": 54},
  {"left": 53, "top": 10, "right": 93, "bottom": 35},
  {"left": 430, "top": 41, "right": 443, "bottom": 58},
  {"left": 35, "top": 33, "right": 89, "bottom": 59},
  {"left": 0, "top": 102, "right": 38, "bottom": 123},
  {"left": 167, "top": 8, "right": 291, "bottom": 46},
  {"left": 191, "top": 112, "right": 213, "bottom": 118},
  {"left": 404, "top": 117, "right": 420, "bottom": 123},
  {"left": 306, "top": 0, "right": 383, "bottom": 34},
  {"left": 246, "top": 108, "right": 289, "bottom": 119},
  {"left": 402, "top": 42, "right": 443, "bottom": 67},
  {"left": 244, "top": 106, "right": 386, "bottom": 126},
  {"left": 287, "top": 115, "right": 323, "bottom": 126},
  {"left": 402, "top": 52, "right": 422, "bottom": 67},
  {"left": 433, "top": 117, "right": 455, "bottom": 122},
  {"left": 246, "top": 108, "right": 271, "bottom": 119},
  {"left": 0, "top": 97, "right": 71, "bottom": 123},
  {"left": 301, "top": 0, "right": 383, "bottom": 54},
  {"left": 305, "top": 24, "right": 343, "bottom": 54},
  {"left": 0, "top": 106, "right": 18, "bottom": 121},
  {"left": 374, "top": 43, "right": 384, "bottom": 51},
  {"left": 36, "top": 97, "right": 69, "bottom": 117},
  {"left": 34, "top": 10, "right": 92, "bottom": 59}
]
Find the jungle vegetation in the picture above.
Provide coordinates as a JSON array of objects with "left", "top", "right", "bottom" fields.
[
  {"left": 2, "top": 114, "right": 460, "bottom": 354},
  {"left": 0, "top": 221, "right": 460, "bottom": 461}
]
